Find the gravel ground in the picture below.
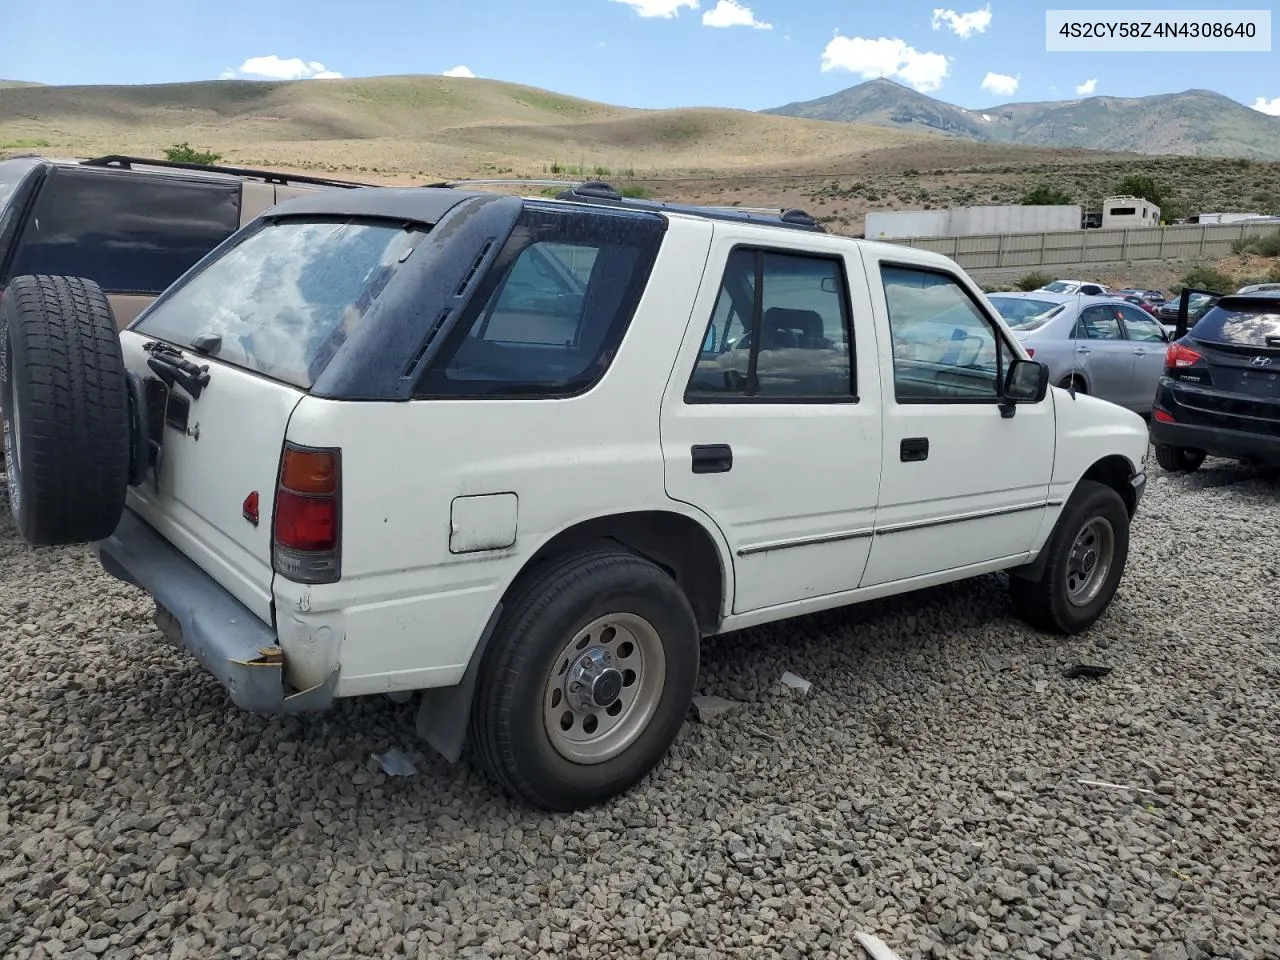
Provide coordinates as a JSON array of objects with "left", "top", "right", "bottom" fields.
[{"left": 2, "top": 457, "right": 1278, "bottom": 960}]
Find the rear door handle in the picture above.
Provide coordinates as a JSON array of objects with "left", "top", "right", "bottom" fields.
[
  {"left": 1133, "top": 348, "right": 1147, "bottom": 356},
  {"left": 900, "top": 437, "right": 929, "bottom": 462},
  {"left": 1076, "top": 346, "right": 1091, "bottom": 355},
  {"left": 691, "top": 443, "right": 733, "bottom": 474}
]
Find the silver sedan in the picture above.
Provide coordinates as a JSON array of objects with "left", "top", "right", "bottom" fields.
[{"left": 987, "top": 292, "right": 1171, "bottom": 413}]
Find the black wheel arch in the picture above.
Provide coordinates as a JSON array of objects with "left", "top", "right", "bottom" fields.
[{"left": 414, "top": 508, "right": 727, "bottom": 764}]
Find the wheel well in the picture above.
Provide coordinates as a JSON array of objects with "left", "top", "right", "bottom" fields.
[
  {"left": 1058, "top": 373, "right": 1087, "bottom": 390},
  {"left": 1082, "top": 454, "right": 1137, "bottom": 516},
  {"left": 519, "top": 511, "right": 726, "bottom": 634}
]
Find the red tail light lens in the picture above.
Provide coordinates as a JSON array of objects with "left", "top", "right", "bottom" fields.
[
  {"left": 1023, "top": 347, "right": 1035, "bottom": 358},
  {"left": 274, "top": 490, "right": 338, "bottom": 552},
  {"left": 1153, "top": 409, "right": 1176, "bottom": 423},
  {"left": 1165, "top": 342, "right": 1202, "bottom": 372},
  {"left": 273, "top": 443, "right": 341, "bottom": 584}
]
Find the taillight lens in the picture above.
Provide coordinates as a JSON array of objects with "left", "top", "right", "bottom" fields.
[
  {"left": 1165, "top": 342, "right": 1202, "bottom": 372},
  {"left": 273, "top": 442, "right": 341, "bottom": 584},
  {"left": 1023, "top": 347, "right": 1035, "bottom": 358}
]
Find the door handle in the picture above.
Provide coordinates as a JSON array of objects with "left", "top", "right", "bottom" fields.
[
  {"left": 1133, "top": 348, "right": 1147, "bottom": 356},
  {"left": 691, "top": 444, "right": 733, "bottom": 474},
  {"left": 1076, "top": 346, "right": 1091, "bottom": 355},
  {"left": 900, "top": 437, "right": 929, "bottom": 462}
]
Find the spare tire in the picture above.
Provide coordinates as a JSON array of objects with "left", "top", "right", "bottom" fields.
[{"left": 1, "top": 275, "right": 130, "bottom": 546}]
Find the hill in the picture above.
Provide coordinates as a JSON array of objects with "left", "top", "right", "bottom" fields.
[
  {"left": 764, "top": 79, "right": 1280, "bottom": 160},
  {"left": 0, "top": 74, "right": 925, "bottom": 182}
]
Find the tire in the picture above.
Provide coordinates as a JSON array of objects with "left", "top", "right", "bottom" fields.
[
  {"left": 1009, "top": 480, "right": 1130, "bottom": 635},
  {"left": 1154, "top": 443, "right": 1205, "bottom": 473},
  {"left": 1057, "top": 375, "right": 1087, "bottom": 394},
  {"left": 0, "top": 275, "right": 130, "bottom": 546},
  {"left": 472, "top": 547, "right": 700, "bottom": 811}
]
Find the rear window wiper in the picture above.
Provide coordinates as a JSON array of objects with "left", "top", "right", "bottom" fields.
[
  {"left": 144, "top": 340, "right": 212, "bottom": 400},
  {"left": 190, "top": 332, "right": 223, "bottom": 356}
]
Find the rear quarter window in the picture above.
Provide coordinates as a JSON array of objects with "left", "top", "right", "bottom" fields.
[
  {"left": 415, "top": 205, "right": 666, "bottom": 398},
  {"left": 7, "top": 167, "right": 240, "bottom": 295}
]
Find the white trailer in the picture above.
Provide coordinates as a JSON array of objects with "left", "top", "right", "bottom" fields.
[{"left": 1101, "top": 196, "right": 1160, "bottom": 229}]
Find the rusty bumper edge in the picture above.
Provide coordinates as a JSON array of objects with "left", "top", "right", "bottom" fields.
[{"left": 94, "top": 509, "right": 337, "bottom": 714}]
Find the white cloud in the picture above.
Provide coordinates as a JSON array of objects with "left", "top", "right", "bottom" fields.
[
  {"left": 821, "top": 36, "right": 950, "bottom": 93},
  {"left": 611, "top": 0, "right": 698, "bottom": 17},
  {"left": 702, "top": 0, "right": 771, "bottom": 29},
  {"left": 1253, "top": 96, "right": 1280, "bottom": 116},
  {"left": 1076, "top": 77, "right": 1098, "bottom": 96},
  {"left": 931, "top": 5, "right": 992, "bottom": 39},
  {"left": 981, "top": 72, "right": 1018, "bottom": 97},
  {"left": 442, "top": 65, "right": 476, "bottom": 78},
  {"left": 224, "top": 55, "right": 343, "bottom": 81}
]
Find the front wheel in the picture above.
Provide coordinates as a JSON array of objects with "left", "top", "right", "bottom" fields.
[
  {"left": 1154, "top": 443, "right": 1205, "bottom": 473},
  {"left": 471, "top": 547, "right": 700, "bottom": 811},
  {"left": 1010, "top": 480, "right": 1130, "bottom": 634}
]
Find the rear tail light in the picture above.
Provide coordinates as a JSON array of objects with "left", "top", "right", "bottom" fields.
[
  {"left": 1165, "top": 342, "right": 1202, "bottom": 373},
  {"left": 1023, "top": 347, "right": 1035, "bottom": 358},
  {"left": 1153, "top": 409, "right": 1176, "bottom": 423},
  {"left": 273, "top": 442, "right": 341, "bottom": 584}
]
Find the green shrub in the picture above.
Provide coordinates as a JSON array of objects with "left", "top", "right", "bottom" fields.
[
  {"left": 164, "top": 142, "right": 222, "bottom": 165},
  {"left": 1015, "top": 271, "right": 1054, "bottom": 291},
  {"left": 1174, "top": 265, "right": 1233, "bottom": 294},
  {"left": 1019, "top": 184, "right": 1074, "bottom": 205},
  {"left": 1232, "top": 229, "right": 1280, "bottom": 258}
]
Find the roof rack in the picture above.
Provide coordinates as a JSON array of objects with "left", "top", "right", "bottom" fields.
[
  {"left": 425, "top": 177, "right": 825, "bottom": 233},
  {"left": 80, "top": 155, "right": 376, "bottom": 189},
  {"left": 556, "top": 181, "right": 824, "bottom": 233}
]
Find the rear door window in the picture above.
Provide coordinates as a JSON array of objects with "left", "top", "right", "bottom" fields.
[
  {"left": 8, "top": 167, "right": 240, "bottom": 295},
  {"left": 134, "top": 217, "right": 425, "bottom": 389}
]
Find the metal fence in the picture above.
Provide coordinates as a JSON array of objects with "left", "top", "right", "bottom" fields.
[{"left": 881, "top": 221, "right": 1280, "bottom": 272}]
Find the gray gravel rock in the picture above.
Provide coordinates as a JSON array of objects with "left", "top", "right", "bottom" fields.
[{"left": 2, "top": 453, "right": 1279, "bottom": 959}]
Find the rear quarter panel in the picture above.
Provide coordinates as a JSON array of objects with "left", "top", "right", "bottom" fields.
[{"left": 275, "top": 219, "right": 732, "bottom": 697}]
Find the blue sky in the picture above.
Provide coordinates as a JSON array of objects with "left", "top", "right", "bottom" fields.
[{"left": 5, "top": 0, "right": 1279, "bottom": 116}]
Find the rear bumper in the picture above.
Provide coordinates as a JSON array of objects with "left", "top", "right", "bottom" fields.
[
  {"left": 94, "top": 510, "right": 338, "bottom": 713},
  {"left": 1150, "top": 419, "right": 1280, "bottom": 464}
]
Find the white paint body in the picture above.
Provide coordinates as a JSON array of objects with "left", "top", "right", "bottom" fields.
[{"left": 116, "top": 214, "right": 1150, "bottom": 700}]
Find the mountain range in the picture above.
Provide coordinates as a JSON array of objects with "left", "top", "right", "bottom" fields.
[{"left": 763, "top": 79, "right": 1280, "bottom": 160}]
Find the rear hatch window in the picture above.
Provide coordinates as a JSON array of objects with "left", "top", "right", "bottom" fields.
[
  {"left": 133, "top": 217, "right": 424, "bottom": 389},
  {"left": 1191, "top": 300, "right": 1280, "bottom": 355}
]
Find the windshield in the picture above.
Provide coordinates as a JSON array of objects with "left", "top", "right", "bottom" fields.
[
  {"left": 988, "top": 296, "right": 1065, "bottom": 330},
  {"left": 1191, "top": 302, "right": 1280, "bottom": 352},
  {"left": 1039, "top": 281, "right": 1076, "bottom": 293},
  {"left": 134, "top": 217, "right": 424, "bottom": 389}
]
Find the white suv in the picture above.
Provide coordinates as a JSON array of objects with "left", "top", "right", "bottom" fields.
[{"left": 0, "top": 181, "right": 1150, "bottom": 811}]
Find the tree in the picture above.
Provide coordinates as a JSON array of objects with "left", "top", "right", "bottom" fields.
[
  {"left": 1112, "top": 174, "right": 1165, "bottom": 206},
  {"left": 164, "top": 142, "right": 222, "bottom": 165},
  {"left": 1019, "top": 184, "right": 1074, "bottom": 205}
]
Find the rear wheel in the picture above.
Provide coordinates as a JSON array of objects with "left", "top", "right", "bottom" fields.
[
  {"left": 1010, "top": 480, "right": 1130, "bottom": 635},
  {"left": 0, "top": 275, "right": 130, "bottom": 546},
  {"left": 472, "top": 547, "right": 700, "bottom": 811},
  {"left": 1057, "top": 375, "right": 1087, "bottom": 394},
  {"left": 1154, "top": 443, "right": 1205, "bottom": 473}
]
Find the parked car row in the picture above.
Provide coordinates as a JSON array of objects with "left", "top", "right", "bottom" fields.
[{"left": 1, "top": 166, "right": 1152, "bottom": 811}]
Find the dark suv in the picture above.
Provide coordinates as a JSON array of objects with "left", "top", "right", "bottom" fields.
[
  {"left": 1150, "top": 291, "right": 1280, "bottom": 470},
  {"left": 0, "top": 155, "right": 368, "bottom": 329}
]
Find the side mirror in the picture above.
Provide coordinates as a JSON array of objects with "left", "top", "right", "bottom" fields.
[{"left": 1000, "top": 358, "right": 1048, "bottom": 417}]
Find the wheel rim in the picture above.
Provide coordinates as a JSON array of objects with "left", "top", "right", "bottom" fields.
[
  {"left": 1065, "top": 516, "right": 1115, "bottom": 607},
  {"left": 543, "top": 612, "right": 666, "bottom": 765}
]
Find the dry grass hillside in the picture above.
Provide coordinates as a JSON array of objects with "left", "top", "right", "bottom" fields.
[
  {"left": 0, "top": 74, "right": 923, "bottom": 182},
  {"left": 4, "top": 74, "right": 1279, "bottom": 241}
]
